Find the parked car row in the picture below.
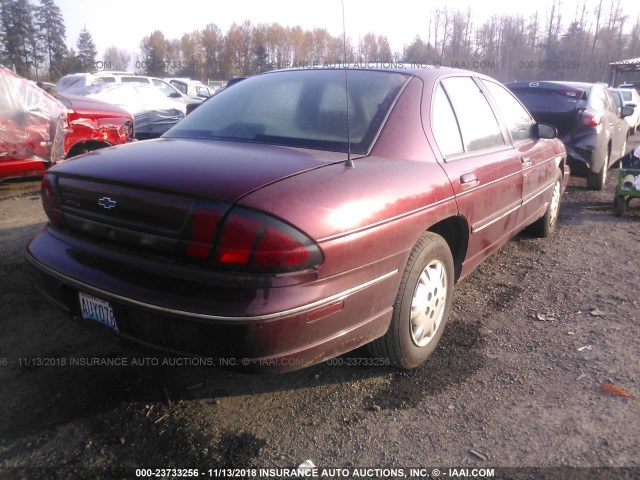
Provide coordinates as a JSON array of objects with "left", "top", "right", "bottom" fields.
[
  {"left": 506, "top": 81, "right": 634, "bottom": 190},
  {"left": 59, "top": 83, "right": 184, "bottom": 140},
  {"left": 26, "top": 66, "right": 569, "bottom": 372},
  {"left": 56, "top": 72, "right": 191, "bottom": 140}
]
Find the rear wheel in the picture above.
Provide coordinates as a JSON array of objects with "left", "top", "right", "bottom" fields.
[
  {"left": 587, "top": 148, "right": 609, "bottom": 191},
  {"left": 526, "top": 170, "right": 562, "bottom": 237},
  {"left": 369, "top": 232, "right": 454, "bottom": 369}
]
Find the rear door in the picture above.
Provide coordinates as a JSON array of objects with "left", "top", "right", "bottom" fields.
[
  {"left": 601, "top": 88, "right": 627, "bottom": 160},
  {"left": 430, "top": 76, "right": 523, "bottom": 276},
  {"left": 480, "top": 79, "right": 559, "bottom": 231}
]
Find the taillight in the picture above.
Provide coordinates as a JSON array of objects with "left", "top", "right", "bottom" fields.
[
  {"left": 581, "top": 112, "right": 602, "bottom": 127},
  {"left": 558, "top": 89, "right": 583, "bottom": 98},
  {"left": 185, "top": 207, "right": 222, "bottom": 259},
  {"left": 41, "top": 173, "right": 64, "bottom": 225},
  {"left": 123, "top": 121, "right": 133, "bottom": 141},
  {"left": 214, "top": 208, "right": 323, "bottom": 272},
  {"left": 215, "top": 214, "right": 262, "bottom": 265},
  {"left": 183, "top": 205, "right": 323, "bottom": 273}
]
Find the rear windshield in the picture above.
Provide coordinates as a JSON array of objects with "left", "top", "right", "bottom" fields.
[
  {"left": 165, "top": 69, "right": 409, "bottom": 154},
  {"left": 509, "top": 86, "right": 587, "bottom": 113}
]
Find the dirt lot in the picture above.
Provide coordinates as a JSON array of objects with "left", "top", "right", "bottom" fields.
[{"left": 1, "top": 145, "right": 639, "bottom": 479}]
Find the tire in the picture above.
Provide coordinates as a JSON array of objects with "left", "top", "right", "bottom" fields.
[
  {"left": 587, "top": 148, "right": 609, "bottom": 191},
  {"left": 613, "top": 195, "right": 626, "bottom": 217},
  {"left": 368, "top": 232, "right": 454, "bottom": 369},
  {"left": 526, "top": 170, "right": 562, "bottom": 237}
]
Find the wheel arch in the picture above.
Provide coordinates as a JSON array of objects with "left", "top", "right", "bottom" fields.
[
  {"left": 427, "top": 216, "right": 468, "bottom": 282},
  {"left": 65, "top": 140, "right": 113, "bottom": 159}
]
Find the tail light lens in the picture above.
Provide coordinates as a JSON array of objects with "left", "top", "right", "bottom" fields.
[
  {"left": 123, "top": 121, "right": 134, "bottom": 141},
  {"left": 41, "top": 173, "right": 64, "bottom": 226},
  {"left": 580, "top": 112, "right": 602, "bottom": 127},
  {"left": 184, "top": 206, "right": 222, "bottom": 259},
  {"left": 183, "top": 206, "right": 323, "bottom": 273}
]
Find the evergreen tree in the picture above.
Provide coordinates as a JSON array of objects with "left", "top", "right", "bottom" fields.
[
  {"left": 76, "top": 26, "right": 96, "bottom": 71},
  {"left": 2, "top": 0, "right": 40, "bottom": 77},
  {"left": 0, "top": 0, "right": 8, "bottom": 64},
  {"left": 35, "top": 0, "right": 67, "bottom": 78}
]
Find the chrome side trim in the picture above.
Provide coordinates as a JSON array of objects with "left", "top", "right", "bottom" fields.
[
  {"left": 522, "top": 181, "right": 554, "bottom": 207},
  {"left": 27, "top": 253, "right": 398, "bottom": 322},
  {"left": 472, "top": 202, "right": 521, "bottom": 233}
]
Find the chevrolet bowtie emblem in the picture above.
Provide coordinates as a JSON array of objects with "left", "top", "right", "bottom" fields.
[{"left": 98, "top": 197, "right": 117, "bottom": 209}]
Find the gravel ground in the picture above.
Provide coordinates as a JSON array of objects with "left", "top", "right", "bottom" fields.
[{"left": 0, "top": 142, "right": 639, "bottom": 480}]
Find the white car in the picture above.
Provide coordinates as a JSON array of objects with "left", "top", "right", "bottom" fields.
[
  {"left": 165, "top": 78, "right": 213, "bottom": 101},
  {"left": 619, "top": 87, "right": 640, "bottom": 134},
  {"left": 66, "top": 83, "right": 185, "bottom": 140},
  {"left": 55, "top": 72, "right": 195, "bottom": 108}
]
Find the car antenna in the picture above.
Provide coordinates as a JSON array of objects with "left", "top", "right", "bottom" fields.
[{"left": 342, "top": 0, "right": 354, "bottom": 168}]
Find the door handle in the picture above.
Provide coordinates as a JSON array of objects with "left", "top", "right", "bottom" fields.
[
  {"left": 460, "top": 173, "right": 479, "bottom": 190},
  {"left": 521, "top": 156, "right": 532, "bottom": 167}
]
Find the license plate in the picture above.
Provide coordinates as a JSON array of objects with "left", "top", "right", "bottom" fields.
[{"left": 79, "top": 292, "right": 118, "bottom": 333}]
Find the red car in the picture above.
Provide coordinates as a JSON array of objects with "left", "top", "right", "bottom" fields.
[
  {"left": 56, "top": 92, "right": 134, "bottom": 158},
  {"left": 27, "top": 67, "right": 569, "bottom": 372},
  {"left": 1, "top": 67, "right": 133, "bottom": 182},
  {"left": 1, "top": 67, "right": 67, "bottom": 180}
]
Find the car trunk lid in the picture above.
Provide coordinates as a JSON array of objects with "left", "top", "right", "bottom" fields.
[
  {"left": 50, "top": 138, "right": 347, "bottom": 258},
  {"left": 510, "top": 84, "right": 587, "bottom": 136}
]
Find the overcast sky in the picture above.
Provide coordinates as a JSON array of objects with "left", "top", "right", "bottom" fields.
[{"left": 57, "top": 0, "right": 640, "bottom": 62}]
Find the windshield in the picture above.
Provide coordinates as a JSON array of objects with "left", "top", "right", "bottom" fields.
[{"left": 165, "top": 69, "right": 409, "bottom": 154}]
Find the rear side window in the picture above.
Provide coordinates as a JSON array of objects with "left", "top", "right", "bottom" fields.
[
  {"left": 587, "top": 87, "right": 609, "bottom": 113},
  {"left": 609, "top": 91, "right": 622, "bottom": 109},
  {"left": 152, "top": 78, "right": 177, "bottom": 97},
  {"left": 170, "top": 81, "right": 188, "bottom": 94},
  {"left": 440, "top": 77, "right": 505, "bottom": 152},
  {"left": 166, "top": 70, "right": 409, "bottom": 154},
  {"left": 431, "top": 85, "right": 463, "bottom": 157},
  {"left": 482, "top": 80, "right": 534, "bottom": 142}
]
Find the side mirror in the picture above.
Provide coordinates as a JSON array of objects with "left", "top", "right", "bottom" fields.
[
  {"left": 169, "top": 91, "right": 182, "bottom": 98},
  {"left": 627, "top": 102, "right": 637, "bottom": 108},
  {"left": 621, "top": 106, "right": 634, "bottom": 118},
  {"left": 535, "top": 123, "right": 557, "bottom": 139}
]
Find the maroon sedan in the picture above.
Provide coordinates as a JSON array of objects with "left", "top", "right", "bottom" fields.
[{"left": 27, "top": 67, "right": 569, "bottom": 371}]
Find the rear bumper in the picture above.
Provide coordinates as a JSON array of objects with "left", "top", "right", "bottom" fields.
[
  {"left": 562, "top": 131, "right": 603, "bottom": 175},
  {"left": 0, "top": 159, "right": 47, "bottom": 181},
  {"left": 26, "top": 227, "right": 398, "bottom": 372}
]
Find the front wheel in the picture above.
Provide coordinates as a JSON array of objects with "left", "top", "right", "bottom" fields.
[{"left": 368, "top": 232, "right": 454, "bottom": 369}]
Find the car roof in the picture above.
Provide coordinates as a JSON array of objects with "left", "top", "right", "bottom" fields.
[
  {"left": 506, "top": 80, "right": 596, "bottom": 90},
  {"left": 265, "top": 64, "right": 483, "bottom": 83}
]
